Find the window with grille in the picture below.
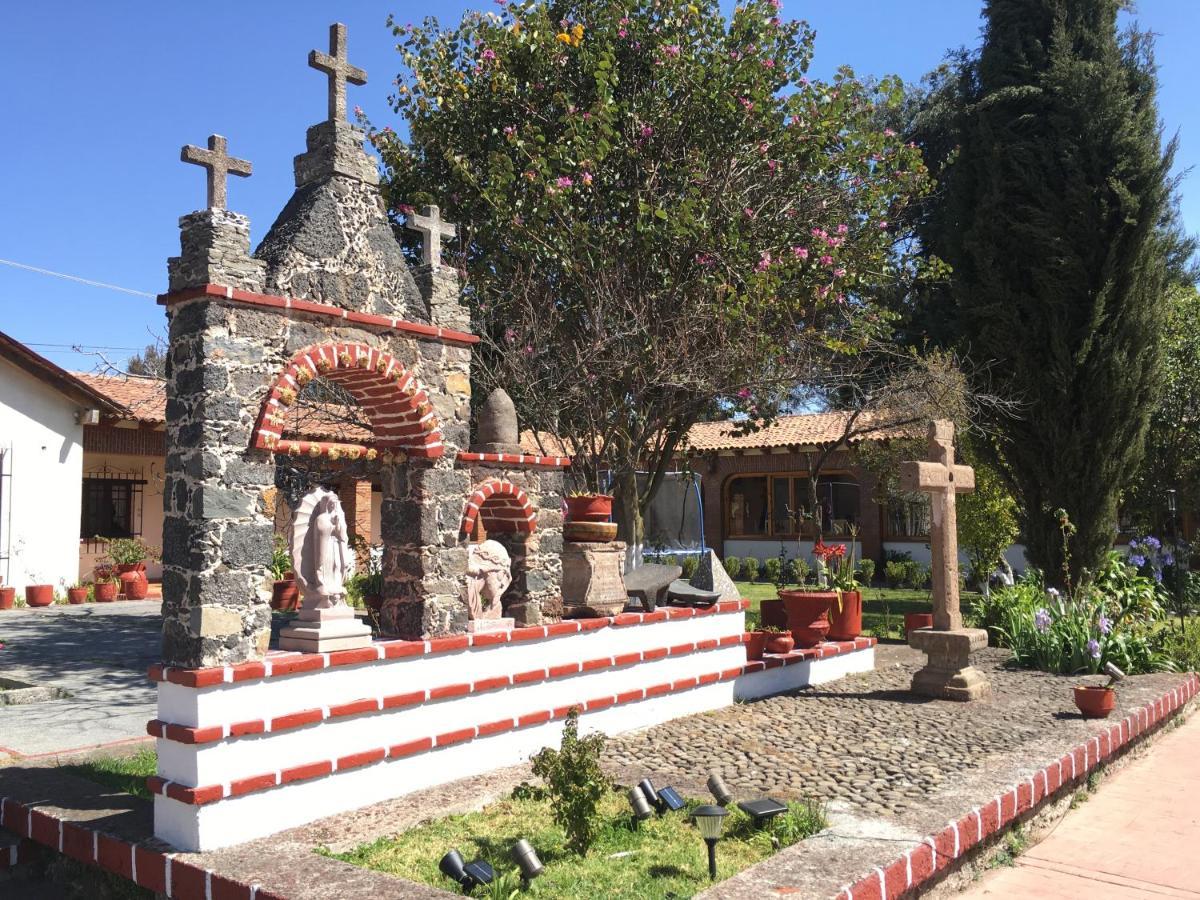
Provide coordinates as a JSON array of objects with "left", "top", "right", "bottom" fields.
[{"left": 81, "top": 477, "right": 144, "bottom": 543}]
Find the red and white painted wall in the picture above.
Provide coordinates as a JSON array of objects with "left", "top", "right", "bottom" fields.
[{"left": 147, "top": 601, "right": 874, "bottom": 850}]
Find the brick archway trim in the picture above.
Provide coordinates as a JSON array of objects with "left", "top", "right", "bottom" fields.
[
  {"left": 461, "top": 480, "right": 536, "bottom": 535},
  {"left": 253, "top": 343, "right": 444, "bottom": 459}
]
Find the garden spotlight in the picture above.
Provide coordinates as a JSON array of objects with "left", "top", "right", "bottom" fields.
[
  {"left": 510, "top": 839, "right": 543, "bottom": 882},
  {"left": 691, "top": 804, "right": 729, "bottom": 880}
]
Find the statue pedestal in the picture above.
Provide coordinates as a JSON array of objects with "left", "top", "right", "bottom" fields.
[
  {"left": 280, "top": 604, "right": 373, "bottom": 653},
  {"left": 562, "top": 541, "right": 627, "bottom": 618},
  {"left": 909, "top": 627, "right": 991, "bottom": 701},
  {"left": 468, "top": 618, "right": 515, "bottom": 634}
]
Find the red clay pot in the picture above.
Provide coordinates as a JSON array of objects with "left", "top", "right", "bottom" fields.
[
  {"left": 94, "top": 581, "right": 118, "bottom": 603},
  {"left": 0, "top": 587, "right": 14, "bottom": 610},
  {"left": 565, "top": 494, "right": 613, "bottom": 523},
  {"left": 270, "top": 579, "right": 300, "bottom": 611},
  {"left": 68, "top": 587, "right": 89, "bottom": 605},
  {"left": 115, "top": 562, "right": 145, "bottom": 576},
  {"left": 759, "top": 597, "right": 787, "bottom": 630},
  {"left": 26, "top": 585, "right": 54, "bottom": 607},
  {"left": 745, "top": 631, "right": 767, "bottom": 661},
  {"left": 765, "top": 632, "right": 796, "bottom": 654},
  {"left": 1074, "top": 686, "right": 1116, "bottom": 719},
  {"left": 119, "top": 572, "right": 149, "bottom": 601},
  {"left": 904, "top": 612, "right": 934, "bottom": 637},
  {"left": 780, "top": 590, "right": 835, "bottom": 647},
  {"left": 827, "top": 590, "right": 863, "bottom": 641}
]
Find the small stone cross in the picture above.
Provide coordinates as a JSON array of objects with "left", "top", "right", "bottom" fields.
[
  {"left": 405, "top": 205, "right": 458, "bottom": 268},
  {"left": 899, "top": 420, "right": 975, "bottom": 631},
  {"left": 309, "top": 22, "right": 367, "bottom": 124},
  {"left": 180, "top": 135, "right": 252, "bottom": 211}
]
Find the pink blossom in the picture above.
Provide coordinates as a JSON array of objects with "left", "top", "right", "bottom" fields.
[
  {"left": 503, "top": 125, "right": 516, "bottom": 136},
  {"left": 739, "top": 97, "right": 754, "bottom": 112},
  {"left": 833, "top": 268, "right": 846, "bottom": 278},
  {"left": 353, "top": 105, "right": 364, "bottom": 117},
  {"left": 663, "top": 44, "right": 681, "bottom": 58},
  {"left": 580, "top": 170, "right": 593, "bottom": 185},
  {"left": 640, "top": 125, "right": 654, "bottom": 138},
  {"left": 398, "top": 204, "right": 416, "bottom": 215},
  {"left": 836, "top": 223, "right": 848, "bottom": 234},
  {"left": 522, "top": 344, "right": 534, "bottom": 356},
  {"left": 761, "top": 58, "right": 775, "bottom": 68},
  {"left": 618, "top": 28, "right": 628, "bottom": 38},
  {"left": 737, "top": 387, "right": 752, "bottom": 399},
  {"left": 820, "top": 254, "right": 834, "bottom": 266},
  {"left": 770, "top": 0, "right": 782, "bottom": 8},
  {"left": 755, "top": 251, "right": 772, "bottom": 272},
  {"left": 883, "top": 128, "right": 896, "bottom": 137},
  {"left": 792, "top": 246, "right": 808, "bottom": 259},
  {"left": 767, "top": 159, "right": 778, "bottom": 173},
  {"left": 504, "top": 327, "right": 517, "bottom": 342},
  {"left": 878, "top": 220, "right": 889, "bottom": 229},
  {"left": 811, "top": 227, "right": 826, "bottom": 238},
  {"left": 695, "top": 252, "right": 716, "bottom": 268},
  {"left": 556, "top": 176, "right": 574, "bottom": 189},
  {"left": 481, "top": 47, "right": 497, "bottom": 61},
  {"left": 799, "top": 76, "right": 809, "bottom": 86},
  {"left": 743, "top": 207, "right": 756, "bottom": 219}
]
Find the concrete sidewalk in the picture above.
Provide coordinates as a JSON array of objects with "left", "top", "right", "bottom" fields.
[{"left": 958, "top": 708, "right": 1200, "bottom": 899}]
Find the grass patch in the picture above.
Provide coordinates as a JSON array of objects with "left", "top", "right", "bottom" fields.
[
  {"left": 989, "top": 824, "right": 1028, "bottom": 868},
  {"left": 328, "top": 785, "right": 826, "bottom": 898},
  {"left": 61, "top": 748, "right": 157, "bottom": 800}
]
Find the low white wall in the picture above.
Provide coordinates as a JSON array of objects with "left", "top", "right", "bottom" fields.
[
  {"left": 0, "top": 359, "right": 85, "bottom": 590},
  {"left": 723, "top": 539, "right": 863, "bottom": 564},
  {"left": 882, "top": 541, "right": 1030, "bottom": 576}
]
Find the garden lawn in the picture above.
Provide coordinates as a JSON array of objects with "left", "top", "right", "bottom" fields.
[
  {"left": 329, "top": 787, "right": 823, "bottom": 899},
  {"left": 60, "top": 748, "right": 157, "bottom": 800},
  {"left": 736, "top": 581, "right": 983, "bottom": 639}
]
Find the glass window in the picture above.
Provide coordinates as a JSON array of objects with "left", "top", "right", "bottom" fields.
[
  {"left": 728, "top": 474, "right": 858, "bottom": 538},
  {"left": 81, "top": 478, "right": 140, "bottom": 540},
  {"left": 887, "top": 495, "right": 930, "bottom": 538},
  {"left": 728, "top": 477, "right": 768, "bottom": 535},
  {"left": 771, "top": 477, "right": 794, "bottom": 534}
]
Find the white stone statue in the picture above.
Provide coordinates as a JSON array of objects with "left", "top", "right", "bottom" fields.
[
  {"left": 291, "top": 486, "right": 350, "bottom": 608},
  {"left": 464, "top": 539, "right": 513, "bottom": 620}
]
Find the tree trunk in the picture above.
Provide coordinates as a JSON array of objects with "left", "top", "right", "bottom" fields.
[{"left": 613, "top": 469, "right": 644, "bottom": 573}]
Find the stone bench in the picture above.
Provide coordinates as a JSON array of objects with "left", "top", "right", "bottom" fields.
[
  {"left": 666, "top": 579, "right": 721, "bottom": 608},
  {"left": 624, "top": 563, "right": 682, "bottom": 612}
]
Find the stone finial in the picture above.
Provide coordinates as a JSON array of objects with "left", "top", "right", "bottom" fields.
[
  {"left": 181, "top": 135, "right": 252, "bottom": 211},
  {"left": 474, "top": 387, "right": 520, "bottom": 453},
  {"left": 405, "top": 205, "right": 458, "bottom": 269},
  {"left": 309, "top": 23, "right": 367, "bottom": 124}
]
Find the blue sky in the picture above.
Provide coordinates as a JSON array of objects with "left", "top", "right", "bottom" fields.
[{"left": 1, "top": 1, "right": 1196, "bottom": 372}]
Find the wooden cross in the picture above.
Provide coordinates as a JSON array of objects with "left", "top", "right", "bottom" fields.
[
  {"left": 180, "top": 135, "right": 252, "bottom": 211},
  {"left": 309, "top": 22, "right": 367, "bottom": 123},
  {"left": 405, "top": 205, "right": 458, "bottom": 268},
  {"left": 899, "top": 420, "right": 974, "bottom": 631}
]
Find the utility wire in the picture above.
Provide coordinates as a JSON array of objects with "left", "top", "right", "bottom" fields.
[{"left": 0, "top": 257, "right": 155, "bottom": 298}]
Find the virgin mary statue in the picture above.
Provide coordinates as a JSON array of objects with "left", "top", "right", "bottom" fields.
[{"left": 291, "top": 487, "right": 350, "bottom": 608}]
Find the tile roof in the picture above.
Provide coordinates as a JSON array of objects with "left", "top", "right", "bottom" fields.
[
  {"left": 71, "top": 372, "right": 166, "bottom": 423},
  {"left": 684, "top": 411, "right": 914, "bottom": 452}
]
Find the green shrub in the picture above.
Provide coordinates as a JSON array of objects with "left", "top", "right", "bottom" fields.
[
  {"left": 790, "top": 557, "right": 812, "bottom": 585},
  {"left": 1158, "top": 619, "right": 1200, "bottom": 672},
  {"left": 884, "top": 560, "right": 907, "bottom": 588},
  {"left": 269, "top": 534, "right": 292, "bottom": 581},
  {"left": 763, "top": 557, "right": 782, "bottom": 585},
  {"left": 904, "top": 562, "right": 930, "bottom": 590},
  {"left": 681, "top": 554, "right": 699, "bottom": 580},
  {"left": 743, "top": 557, "right": 762, "bottom": 582},
  {"left": 530, "top": 708, "right": 607, "bottom": 856},
  {"left": 723, "top": 556, "right": 742, "bottom": 580},
  {"left": 858, "top": 558, "right": 876, "bottom": 586}
]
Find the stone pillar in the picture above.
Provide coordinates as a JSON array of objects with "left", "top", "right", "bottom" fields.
[
  {"left": 414, "top": 264, "right": 470, "bottom": 333},
  {"left": 562, "top": 541, "right": 627, "bottom": 618},
  {"left": 161, "top": 211, "right": 274, "bottom": 669}
]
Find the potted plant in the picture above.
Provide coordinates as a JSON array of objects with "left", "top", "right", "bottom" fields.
[
  {"left": 93, "top": 566, "right": 119, "bottom": 603},
  {"left": 67, "top": 582, "right": 89, "bottom": 605},
  {"left": 0, "top": 584, "right": 14, "bottom": 610},
  {"left": 25, "top": 583, "right": 54, "bottom": 607},
  {"left": 762, "top": 624, "right": 795, "bottom": 654},
  {"left": 745, "top": 628, "right": 768, "bottom": 661},
  {"left": 824, "top": 531, "right": 863, "bottom": 641},
  {"left": 97, "top": 537, "right": 159, "bottom": 600},
  {"left": 565, "top": 491, "right": 613, "bottom": 523},
  {"left": 269, "top": 535, "right": 299, "bottom": 611}
]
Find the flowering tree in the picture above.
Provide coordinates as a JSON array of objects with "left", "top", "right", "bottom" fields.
[{"left": 374, "top": 0, "right": 930, "bottom": 554}]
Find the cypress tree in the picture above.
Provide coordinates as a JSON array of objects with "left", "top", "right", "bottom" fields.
[{"left": 937, "top": 0, "right": 1179, "bottom": 584}]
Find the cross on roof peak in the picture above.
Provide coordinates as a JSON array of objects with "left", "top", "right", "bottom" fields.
[
  {"left": 309, "top": 22, "right": 367, "bottom": 124},
  {"left": 405, "top": 205, "right": 458, "bottom": 269},
  {"left": 180, "top": 134, "right": 252, "bottom": 211}
]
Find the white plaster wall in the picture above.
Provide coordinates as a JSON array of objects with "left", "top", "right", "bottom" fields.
[
  {"left": 0, "top": 359, "right": 85, "bottom": 590},
  {"left": 882, "top": 541, "right": 1030, "bottom": 576},
  {"left": 723, "top": 539, "right": 863, "bottom": 564},
  {"left": 78, "top": 450, "right": 166, "bottom": 580}
]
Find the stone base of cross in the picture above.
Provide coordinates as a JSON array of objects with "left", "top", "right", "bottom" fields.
[{"left": 900, "top": 420, "right": 991, "bottom": 702}]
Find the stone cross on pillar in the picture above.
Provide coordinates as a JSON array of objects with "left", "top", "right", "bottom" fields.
[
  {"left": 899, "top": 420, "right": 991, "bottom": 701},
  {"left": 899, "top": 420, "right": 974, "bottom": 630},
  {"left": 180, "top": 135, "right": 252, "bottom": 211},
  {"left": 405, "top": 205, "right": 458, "bottom": 268},
  {"left": 309, "top": 22, "right": 367, "bottom": 123}
]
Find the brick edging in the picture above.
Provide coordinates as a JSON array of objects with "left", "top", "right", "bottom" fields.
[
  {"left": 456, "top": 451, "right": 572, "bottom": 468},
  {"left": 148, "top": 600, "right": 751, "bottom": 688},
  {"left": 834, "top": 673, "right": 1200, "bottom": 900},
  {"left": 147, "top": 639, "right": 876, "bottom": 807},
  {"left": 157, "top": 282, "right": 480, "bottom": 348}
]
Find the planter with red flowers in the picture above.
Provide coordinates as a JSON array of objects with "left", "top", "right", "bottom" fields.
[{"left": 96, "top": 537, "right": 159, "bottom": 601}]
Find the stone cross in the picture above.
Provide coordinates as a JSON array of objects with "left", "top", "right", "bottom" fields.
[
  {"left": 309, "top": 22, "right": 367, "bottom": 124},
  {"left": 180, "top": 135, "right": 252, "bottom": 211},
  {"left": 405, "top": 205, "right": 458, "bottom": 268},
  {"left": 899, "top": 420, "right": 974, "bottom": 631}
]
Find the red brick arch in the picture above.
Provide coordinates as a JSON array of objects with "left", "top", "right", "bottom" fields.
[
  {"left": 461, "top": 480, "right": 537, "bottom": 536},
  {"left": 252, "top": 342, "right": 443, "bottom": 459}
]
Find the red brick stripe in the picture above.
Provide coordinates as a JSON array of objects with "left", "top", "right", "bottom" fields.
[
  {"left": 836, "top": 673, "right": 1200, "bottom": 900},
  {"left": 456, "top": 451, "right": 571, "bottom": 468}
]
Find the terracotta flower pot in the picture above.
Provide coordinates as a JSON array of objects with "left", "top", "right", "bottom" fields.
[
  {"left": 0, "top": 587, "right": 14, "bottom": 610},
  {"left": 115, "top": 562, "right": 145, "bottom": 576},
  {"left": 758, "top": 597, "right": 787, "bottom": 630},
  {"left": 68, "top": 587, "right": 89, "bottom": 605},
  {"left": 745, "top": 631, "right": 767, "bottom": 661},
  {"left": 1074, "top": 686, "right": 1116, "bottom": 719},
  {"left": 765, "top": 632, "right": 796, "bottom": 654},
  {"left": 779, "top": 590, "right": 835, "bottom": 647},
  {"left": 119, "top": 572, "right": 149, "bottom": 601},
  {"left": 26, "top": 585, "right": 54, "bottom": 607},
  {"left": 565, "top": 494, "right": 613, "bottom": 523},
  {"left": 94, "top": 581, "right": 118, "bottom": 602},
  {"left": 270, "top": 579, "right": 300, "bottom": 611},
  {"left": 827, "top": 590, "right": 863, "bottom": 641},
  {"left": 904, "top": 612, "right": 934, "bottom": 637}
]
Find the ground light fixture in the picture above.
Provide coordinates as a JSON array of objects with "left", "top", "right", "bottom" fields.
[
  {"left": 438, "top": 849, "right": 495, "bottom": 892},
  {"left": 707, "top": 772, "right": 734, "bottom": 806},
  {"left": 628, "top": 786, "right": 654, "bottom": 827},
  {"left": 657, "top": 785, "right": 686, "bottom": 812},
  {"left": 691, "top": 805, "right": 729, "bottom": 880},
  {"left": 637, "top": 778, "right": 661, "bottom": 810},
  {"left": 510, "top": 839, "right": 544, "bottom": 882},
  {"left": 737, "top": 798, "right": 789, "bottom": 827}
]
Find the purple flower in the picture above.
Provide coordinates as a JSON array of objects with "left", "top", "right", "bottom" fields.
[
  {"left": 1046, "top": 587, "right": 1060, "bottom": 599},
  {"left": 1164, "top": 552, "right": 1175, "bottom": 567},
  {"left": 1098, "top": 615, "right": 1112, "bottom": 635},
  {"left": 1144, "top": 536, "right": 1162, "bottom": 550},
  {"left": 1129, "top": 554, "right": 1146, "bottom": 568},
  {"left": 1034, "top": 608, "right": 1051, "bottom": 633},
  {"left": 480, "top": 47, "right": 497, "bottom": 61},
  {"left": 1087, "top": 639, "right": 1101, "bottom": 660},
  {"left": 555, "top": 176, "right": 574, "bottom": 189}
]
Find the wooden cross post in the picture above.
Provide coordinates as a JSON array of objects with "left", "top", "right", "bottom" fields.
[
  {"left": 309, "top": 22, "right": 367, "bottom": 123},
  {"left": 405, "top": 205, "right": 458, "bottom": 269},
  {"left": 899, "top": 420, "right": 974, "bottom": 631},
  {"left": 180, "top": 135, "right": 252, "bottom": 211}
]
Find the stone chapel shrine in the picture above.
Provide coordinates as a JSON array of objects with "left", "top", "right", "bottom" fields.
[{"left": 147, "top": 23, "right": 875, "bottom": 851}]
